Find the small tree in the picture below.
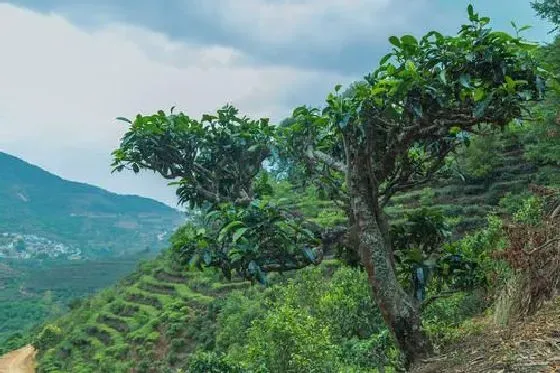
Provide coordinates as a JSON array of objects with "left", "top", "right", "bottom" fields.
[{"left": 112, "top": 7, "right": 545, "bottom": 366}]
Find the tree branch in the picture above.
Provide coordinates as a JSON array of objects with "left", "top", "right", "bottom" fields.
[{"left": 305, "top": 146, "right": 347, "bottom": 173}]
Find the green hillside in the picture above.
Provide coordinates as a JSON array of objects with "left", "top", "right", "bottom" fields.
[
  {"left": 8, "top": 6, "right": 560, "bottom": 372},
  {"left": 0, "top": 152, "right": 187, "bottom": 352},
  {"left": 33, "top": 251, "right": 253, "bottom": 372},
  {"left": 0, "top": 151, "right": 184, "bottom": 257}
]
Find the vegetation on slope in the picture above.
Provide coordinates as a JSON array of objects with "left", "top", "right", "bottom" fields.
[
  {"left": 0, "top": 152, "right": 184, "bottom": 351},
  {"left": 0, "top": 254, "right": 154, "bottom": 353}
]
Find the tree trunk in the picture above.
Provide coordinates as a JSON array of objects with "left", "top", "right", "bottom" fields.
[{"left": 348, "top": 155, "right": 432, "bottom": 368}]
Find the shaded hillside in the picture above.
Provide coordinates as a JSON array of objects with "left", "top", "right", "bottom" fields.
[{"left": 0, "top": 152, "right": 184, "bottom": 257}]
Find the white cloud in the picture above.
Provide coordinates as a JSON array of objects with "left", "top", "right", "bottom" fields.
[
  {"left": 0, "top": 4, "right": 350, "bottom": 206},
  {"left": 193, "top": 0, "right": 433, "bottom": 49}
]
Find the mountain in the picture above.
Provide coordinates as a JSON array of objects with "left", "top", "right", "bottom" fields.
[{"left": 0, "top": 152, "right": 185, "bottom": 258}]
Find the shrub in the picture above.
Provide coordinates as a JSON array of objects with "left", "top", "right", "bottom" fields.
[
  {"left": 33, "top": 324, "right": 63, "bottom": 351},
  {"left": 186, "top": 351, "right": 243, "bottom": 373},
  {"left": 244, "top": 304, "right": 340, "bottom": 373},
  {"left": 215, "top": 289, "right": 267, "bottom": 357}
]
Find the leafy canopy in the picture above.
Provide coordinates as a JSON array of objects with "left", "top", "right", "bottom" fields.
[
  {"left": 284, "top": 7, "right": 544, "bottom": 202},
  {"left": 112, "top": 105, "right": 274, "bottom": 208},
  {"left": 112, "top": 7, "right": 546, "bottom": 282},
  {"left": 532, "top": 0, "right": 560, "bottom": 30}
]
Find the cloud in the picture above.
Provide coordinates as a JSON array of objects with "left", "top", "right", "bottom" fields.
[
  {"left": 0, "top": 0, "right": 461, "bottom": 74},
  {"left": 0, "top": 1, "right": 554, "bottom": 206},
  {"left": 0, "top": 4, "right": 350, "bottom": 206},
  {"left": 6, "top": 0, "right": 554, "bottom": 75}
]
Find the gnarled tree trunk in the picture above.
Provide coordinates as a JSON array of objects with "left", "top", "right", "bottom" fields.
[{"left": 347, "top": 150, "right": 432, "bottom": 368}]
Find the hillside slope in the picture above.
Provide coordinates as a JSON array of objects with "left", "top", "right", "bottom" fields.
[
  {"left": 0, "top": 152, "right": 184, "bottom": 257},
  {"left": 387, "top": 134, "right": 559, "bottom": 235},
  {"left": 33, "top": 251, "right": 252, "bottom": 372}
]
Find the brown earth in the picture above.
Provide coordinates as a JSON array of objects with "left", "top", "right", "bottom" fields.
[
  {"left": 412, "top": 297, "right": 560, "bottom": 373},
  {"left": 0, "top": 345, "right": 36, "bottom": 373}
]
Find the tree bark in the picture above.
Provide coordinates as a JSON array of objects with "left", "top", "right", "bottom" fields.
[{"left": 348, "top": 153, "right": 432, "bottom": 368}]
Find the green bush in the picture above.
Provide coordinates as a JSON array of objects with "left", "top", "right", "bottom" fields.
[
  {"left": 244, "top": 304, "right": 340, "bottom": 373},
  {"left": 185, "top": 351, "right": 243, "bottom": 373},
  {"left": 513, "top": 195, "right": 544, "bottom": 226},
  {"left": 215, "top": 289, "right": 267, "bottom": 358},
  {"left": 33, "top": 324, "right": 63, "bottom": 351}
]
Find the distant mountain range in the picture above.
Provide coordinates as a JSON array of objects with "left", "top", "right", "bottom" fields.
[{"left": 0, "top": 152, "right": 185, "bottom": 258}]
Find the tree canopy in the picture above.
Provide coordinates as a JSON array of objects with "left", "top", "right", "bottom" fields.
[
  {"left": 112, "top": 6, "right": 546, "bottom": 366},
  {"left": 532, "top": 0, "right": 560, "bottom": 30}
]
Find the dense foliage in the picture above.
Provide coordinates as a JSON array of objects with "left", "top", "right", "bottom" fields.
[{"left": 0, "top": 256, "right": 149, "bottom": 352}]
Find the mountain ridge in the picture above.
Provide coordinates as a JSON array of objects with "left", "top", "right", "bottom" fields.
[{"left": 0, "top": 151, "right": 184, "bottom": 258}]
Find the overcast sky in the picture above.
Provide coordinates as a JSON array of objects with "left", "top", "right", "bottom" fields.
[{"left": 0, "top": 1, "right": 553, "bottom": 208}]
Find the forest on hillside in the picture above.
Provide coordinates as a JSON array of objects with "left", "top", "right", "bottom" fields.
[{"left": 22, "top": 2, "right": 560, "bottom": 372}]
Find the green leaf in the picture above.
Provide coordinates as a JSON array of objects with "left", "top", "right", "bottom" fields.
[
  {"left": 467, "top": 4, "right": 474, "bottom": 20},
  {"left": 449, "top": 126, "right": 461, "bottom": 135},
  {"left": 459, "top": 73, "right": 471, "bottom": 88},
  {"left": 303, "top": 247, "right": 316, "bottom": 262},
  {"left": 218, "top": 221, "right": 244, "bottom": 241},
  {"left": 473, "top": 88, "right": 485, "bottom": 102},
  {"left": 379, "top": 53, "right": 392, "bottom": 65},
  {"left": 232, "top": 227, "right": 249, "bottom": 243},
  {"left": 405, "top": 60, "right": 417, "bottom": 72},
  {"left": 400, "top": 34, "right": 418, "bottom": 46},
  {"left": 439, "top": 69, "right": 447, "bottom": 84},
  {"left": 115, "top": 117, "right": 132, "bottom": 124},
  {"left": 201, "top": 114, "right": 217, "bottom": 122},
  {"left": 334, "top": 84, "right": 342, "bottom": 92},
  {"left": 388, "top": 35, "right": 401, "bottom": 47},
  {"left": 505, "top": 76, "right": 516, "bottom": 90}
]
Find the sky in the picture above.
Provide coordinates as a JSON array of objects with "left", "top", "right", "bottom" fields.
[{"left": 0, "top": 0, "right": 554, "bottom": 208}]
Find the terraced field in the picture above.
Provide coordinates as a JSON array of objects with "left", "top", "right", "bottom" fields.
[
  {"left": 35, "top": 254, "right": 250, "bottom": 373},
  {"left": 386, "top": 141, "right": 552, "bottom": 235}
]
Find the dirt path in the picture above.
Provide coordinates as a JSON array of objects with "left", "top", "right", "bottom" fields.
[{"left": 0, "top": 345, "right": 36, "bottom": 373}]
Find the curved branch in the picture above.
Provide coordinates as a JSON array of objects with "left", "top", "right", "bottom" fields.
[{"left": 305, "top": 146, "right": 347, "bottom": 173}]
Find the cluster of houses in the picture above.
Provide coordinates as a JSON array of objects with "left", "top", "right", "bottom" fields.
[{"left": 0, "top": 232, "right": 81, "bottom": 259}]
